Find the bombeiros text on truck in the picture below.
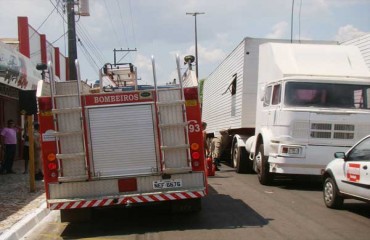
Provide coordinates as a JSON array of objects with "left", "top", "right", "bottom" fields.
[
  {"left": 36, "top": 55, "right": 207, "bottom": 221},
  {"left": 202, "top": 37, "right": 370, "bottom": 185}
]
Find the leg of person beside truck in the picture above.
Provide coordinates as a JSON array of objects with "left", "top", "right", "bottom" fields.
[{"left": 210, "top": 137, "right": 221, "bottom": 171}]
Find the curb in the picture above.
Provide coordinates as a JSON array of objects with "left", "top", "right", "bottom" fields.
[{"left": 0, "top": 202, "right": 50, "bottom": 240}]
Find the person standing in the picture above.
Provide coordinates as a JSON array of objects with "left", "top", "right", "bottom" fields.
[
  {"left": 23, "top": 122, "right": 29, "bottom": 174},
  {"left": 0, "top": 119, "right": 20, "bottom": 174},
  {"left": 33, "top": 122, "right": 43, "bottom": 180},
  {"left": 202, "top": 122, "right": 209, "bottom": 157}
]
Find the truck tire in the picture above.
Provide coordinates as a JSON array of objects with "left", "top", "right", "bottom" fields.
[
  {"left": 233, "top": 143, "right": 253, "bottom": 174},
  {"left": 255, "top": 144, "right": 273, "bottom": 185}
]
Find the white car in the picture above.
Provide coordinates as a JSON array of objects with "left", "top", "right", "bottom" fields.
[{"left": 323, "top": 135, "right": 370, "bottom": 209}]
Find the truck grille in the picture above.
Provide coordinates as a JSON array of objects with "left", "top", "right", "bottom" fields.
[{"left": 310, "top": 123, "right": 355, "bottom": 139}]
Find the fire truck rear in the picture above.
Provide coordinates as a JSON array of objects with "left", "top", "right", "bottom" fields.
[{"left": 37, "top": 57, "right": 207, "bottom": 221}]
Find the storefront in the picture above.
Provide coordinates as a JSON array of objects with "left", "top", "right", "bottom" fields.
[{"left": 0, "top": 40, "right": 41, "bottom": 161}]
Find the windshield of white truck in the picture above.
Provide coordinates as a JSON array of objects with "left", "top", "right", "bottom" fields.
[{"left": 284, "top": 82, "right": 370, "bottom": 109}]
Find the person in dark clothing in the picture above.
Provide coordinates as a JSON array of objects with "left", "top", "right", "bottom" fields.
[
  {"left": 33, "top": 122, "right": 43, "bottom": 180},
  {"left": 0, "top": 119, "right": 20, "bottom": 174},
  {"left": 23, "top": 121, "right": 29, "bottom": 174}
]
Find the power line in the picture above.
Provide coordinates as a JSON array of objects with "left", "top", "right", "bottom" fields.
[
  {"left": 50, "top": 0, "right": 68, "bottom": 56},
  {"left": 51, "top": 0, "right": 105, "bottom": 71},
  {"left": 116, "top": 0, "right": 129, "bottom": 48},
  {"left": 45, "top": 0, "right": 101, "bottom": 80},
  {"left": 51, "top": 31, "right": 68, "bottom": 44},
  {"left": 46, "top": 0, "right": 116, "bottom": 80},
  {"left": 30, "top": 0, "right": 60, "bottom": 39},
  {"left": 76, "top": 23, "right": 105, "bottom": 65},
  {"left": 78, "top": 38, "right": 100, "bottom": 73},
  {"left": 128, "top": 0, "right": 137, "bottom": 61},
  {"left": 30, "top": 31, "right": 67, "bottom": 57},
  {"left": 103, "top": 0, "right": 122, "bottom": 48},
  {"left": 30, "top": 1, "right": 66, "bottom": 57}
]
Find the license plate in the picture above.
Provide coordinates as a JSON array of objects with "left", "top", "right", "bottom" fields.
[{"left": 153, "top": 179, "right": 182, "bottom": 189}]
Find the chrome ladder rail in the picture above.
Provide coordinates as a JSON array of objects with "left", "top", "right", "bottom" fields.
[
  {"left": 151, "top": 56, "right": 191, "bottom": 174},
  {"left": 48, "top": 60, "right": 89, "bottom": 182}
]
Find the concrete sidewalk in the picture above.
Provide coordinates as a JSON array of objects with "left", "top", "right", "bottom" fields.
[{"left": 0, "top": 159, "right": 49, "bottom": 240}]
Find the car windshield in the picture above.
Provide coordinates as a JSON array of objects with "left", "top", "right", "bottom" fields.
[
  {"left": 284, "top": 82, "right": 370, "bottom": 109},
  {"left": 347, "top": 137, "right": 370, "bottom": 161}
]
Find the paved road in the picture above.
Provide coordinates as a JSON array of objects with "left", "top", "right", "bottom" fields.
[
  {"left": 0, "top": 159, "right": 45, "bottom": 236},
  {"left": 23, "top": 165, "right": 370, "bottom": 240}
]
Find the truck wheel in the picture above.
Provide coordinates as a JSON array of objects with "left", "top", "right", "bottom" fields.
[
  {"left": 323, "top": 177, "right": 343, "bottom": 209},
  {"left": 233, "top": 143, "right": 253, "bottom": 173},
  {"left": 232, "top": 143, "right": 238, "bottom": 168},
  {"left": 255, "top": 144, "right": 273, "bottom": 185}
]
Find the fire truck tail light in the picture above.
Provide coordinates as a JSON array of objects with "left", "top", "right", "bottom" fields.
[
  {"left": 38, "top": 97, "right": 52, "bottom": 111},
  {"left": 192, "top": 152, "right": 200, "bottom": 160},
  {"left": 47, "top": 153, "right": 56, "bottom": 161},
  {"left": 192, "top": 160, "right": 200, "bottom": 167},
  {"left": 191, "top": 143, "right": 199, "bottom": 150},
  {"left": 184, "top": 87, "right": 198, "bottom": 100},
  {"left": 48, "top": 162, "right": 57, "bottom": 170}
]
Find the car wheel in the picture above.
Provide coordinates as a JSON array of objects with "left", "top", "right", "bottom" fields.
[
  {"left": 323, "top": 177, "right": 343, "bottom": 209},
  {"left": 255, "top": 144, "right": 273, "bottom": 185}
]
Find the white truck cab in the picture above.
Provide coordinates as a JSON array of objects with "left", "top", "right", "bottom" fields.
[
  {"left": 202, "top": 38, "right": 370, "bottom": 186},
  {"left": 251, "top": 43, "right": 370, "bottom": 185}
]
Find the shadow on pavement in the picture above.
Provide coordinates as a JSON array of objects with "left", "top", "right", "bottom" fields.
[
  {"left": 274, "top": 176, "right": 323, "bottom": 191},
  {"left": 334, "top": 202, "right": 370, "bottom": 218},
  {"left": 60, "top": 185, "right": 269, "bottom": 238}
]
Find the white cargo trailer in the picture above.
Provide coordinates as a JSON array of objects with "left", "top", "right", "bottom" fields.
[
  {"left": 202, "top": 37, "right": 370, "bottom": 185},
  {"left": 342, "top": 33, "right": 370, "bottom": 70}
]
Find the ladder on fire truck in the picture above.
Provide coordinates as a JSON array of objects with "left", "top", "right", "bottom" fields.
[
  {"left": 48, "top": 60, "right": 88, "bottom": 182},
  {"left": 151, "top": 55, "right": 192, "bottom": 174}
]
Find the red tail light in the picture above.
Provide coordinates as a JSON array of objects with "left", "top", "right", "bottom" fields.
[
  {"left": 192, "top": 152, "right": 200, "bottom": 160},
  {"left": 48, "top": 162, "right": 57, "bottom": 170},
  {"left": 184, "top": 87, "right": 198, "bottom": 100},
  {"left": 38, "top": 97, "right": 52, "bottom": 111}
]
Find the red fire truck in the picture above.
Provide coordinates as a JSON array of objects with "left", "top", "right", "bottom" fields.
[{"left": 37, "top": 57, "right": 207, "bottom": 221}]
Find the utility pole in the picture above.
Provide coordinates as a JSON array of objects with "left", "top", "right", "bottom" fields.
[
  {"left": 291, "top": 0, "right": 295, "bottom": 43},
  {"left": 186, "top": 12, "right": 204, "bottom": 81},
  {"left": 67, "top": 0, "right": 78, "bottom": 80}
]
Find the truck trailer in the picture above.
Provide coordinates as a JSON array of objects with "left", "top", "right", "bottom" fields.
[
  {"left": 202, "top": 37, "right": 370, "bottom": 185},
  {"left": 37, "top": 57, "right": 207, "bottom": 221}
]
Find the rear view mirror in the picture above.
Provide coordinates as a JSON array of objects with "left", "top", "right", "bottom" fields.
[{"left": 334, "top": 152, "right": 345, "bottom": 159}]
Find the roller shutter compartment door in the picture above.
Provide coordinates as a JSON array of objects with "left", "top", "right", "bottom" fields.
[{"left": 88, "top": 104, "right": 158, "bottom": 177}]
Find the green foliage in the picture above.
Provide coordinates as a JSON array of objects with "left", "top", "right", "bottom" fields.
[{"left": 199, "top": 78, "right": 205, "bottom": 103}]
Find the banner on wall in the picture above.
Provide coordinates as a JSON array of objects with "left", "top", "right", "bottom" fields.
[{"left": 0, "top": 40, "right": 42, "bottom": 90}]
